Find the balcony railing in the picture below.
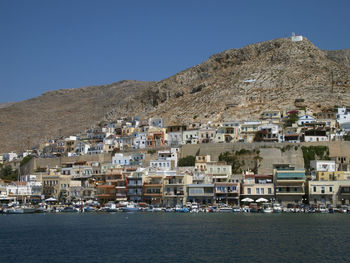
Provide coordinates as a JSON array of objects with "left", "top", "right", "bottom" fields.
[{"left": 164, "top": 191, "right": 184, "bottom": 196}]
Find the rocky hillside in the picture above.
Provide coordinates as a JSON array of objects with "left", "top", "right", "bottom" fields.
[
  {"left": 1, "top": 37, "right": 350, "bottom": 152},
  {"left": 0, "top": 80, "right": 154, "bottom": 152},
  {"left": 144, "top": 38, "right": 350, "bottom": 124},
  {"left": 325, "top": 49, "right": 350, "bottom": 68}
]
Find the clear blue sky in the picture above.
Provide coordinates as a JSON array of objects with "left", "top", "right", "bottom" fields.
[{"left": 1, "top": 0, "right": 350, "bottom": 103}]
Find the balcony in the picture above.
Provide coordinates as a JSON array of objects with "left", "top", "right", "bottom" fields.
[
  {"left": 215, "top": 190, "right": 238, "bottom": 194},
  {"left": 164, "top": 191, "right": 185, "bottom": 197},
  {"left": 127, "top": 191, "right": 142, "bottom": 196},
  {"left": 143, "top": 192, "right": 163, "bottom": 197},
  {"left": 144, "top": 183, "right": 162, "bottom": 187},
  {"left": 127, "top": 182, "right": 143, "bottom": 187},
  {"left": 276, "top": 187, "right": 305, "bottom": 195},
  {"left": 164, "top": 181, "right": 184, "bottom": 186},
  {"left": 340, "top": 186, "right": 350, "bottom": 195}
]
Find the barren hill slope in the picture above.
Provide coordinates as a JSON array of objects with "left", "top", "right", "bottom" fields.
[
  {"left": 142, "top": 38, "right": 350, "bottom": 124},
  {"left": 325, "top": 49, "right": 350, "bottom": 68},
  {"left": 0, "top": 80, "right": 154, "bottom": 152},
  {"left": 1, "top": 37, "right": 350, "bottom": 152}
]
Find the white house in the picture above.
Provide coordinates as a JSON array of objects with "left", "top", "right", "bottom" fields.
[
  {"left": 336, "top": 107, "right": 350, "bottom": 128},
  {"left": 166, "top": 131, "right": 183, "bottom": 146},
  {"left": 149, "top": 117, "right": 163, "bottom": 128},
  {"left": 112, "top": 153, "right": 132, "bottom": 166},
  {"left": 182, "top": 130, "right": 199, "bottom": 144},
  {"left": 291, "top": 32, "right": 303, "bottom": 42},
  {"left": 310, "top": 160, "right": 336, "bottom": 172},
  {"left": 298, "top": 115, "right": 316, "bottom": 126},
  {"left": 4, "top": 152, "right": 18, "bottom": 162},
  {"left": 7, "top": 181, "right": 42, "bottom": 198},
  {"left": 132, "top": 132, "right": 147, "bottom": 149},
  {"left": 257, "top": 123, "right": 282, "bottom": 142},
  {"left": 157, "top": 148, "right": 179, "bottom": 167},
  {"left": 87, "top": 143, "right": 104, "bottom": 155},
  {"left": 304, "top": 132, "right": 329, "bottom": 142},
  {"left": 75, "top": 141, "right": 91, "bottom": 155},
  {"left": 150, "top": 159, "right": 172, "bottom": 171}
]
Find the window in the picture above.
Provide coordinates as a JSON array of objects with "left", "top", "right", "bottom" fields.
[
  {"left": 261, "top": 188, "right": 264, "bottom": 194},
  {"left": 256, "top": 188, "right": 260, "bottom": 194},
  {"left": 313, "top": 186, "right": 316, "bottom": 192},
  {"left": 189, "top": 188, "right": 204, "bottom": 195},
  {"left": 268, "top": 188, "right": 272, "bottom": 194},
  {"left": 247, "top": 188, "right": 251, "bottom": 194},
  {"left": 329, "top": 186, "right": 333, "bottom": 192},
  {"left": 321, "top": 186, "right": 325, "bottom": 194}
]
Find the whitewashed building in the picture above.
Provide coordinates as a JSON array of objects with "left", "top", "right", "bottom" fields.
[
  {"left": 298, "top": 115, "right": 316, "bottom": 126},
  {"left": 112, "top": 153, "right": 132, "bottom": 166},
  {"left": 310, "top": 160, "right": 336, "bottom": 172}
]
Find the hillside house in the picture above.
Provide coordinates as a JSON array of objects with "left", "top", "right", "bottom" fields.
[
  {"left": 182, "top": 130, "right": 199, "bottom": 144},
  {"left": 298, "top": 115, "right": 316, "bottom": 126}
]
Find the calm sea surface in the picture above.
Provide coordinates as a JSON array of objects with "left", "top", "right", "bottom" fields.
[{"left": 1, "top": 213, "right": 349, "bottom": 263}]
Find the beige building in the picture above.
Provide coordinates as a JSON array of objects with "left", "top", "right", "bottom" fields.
[
  {"left": 274, "top": 167, "right": 306, "bottom": 205},
  {"left": 163, "top": 172, "right": 192, "bottom": 206},
  {"left": 316, "top": 171, "right": 350, "bottom": 181},
  {"left": 239, "top": 121, "right": 261, "bottom": 143},
  {"left": 308, "top": 180, "right": 350, "bottom": 205},
  {"left": 206, "top": 162, "right": 232, "bottom": 183},
  {"left": 195, "top": 155, "right": 211, "bottom": 172},
  {"left": 241, "top": 173, "right": 274, "bottom": 202},
  {"left": 143, "top": 174, "right": 164, "bottom": 205},
  {"left": 42, "top": 169, "right": 71, "bottom": 202}
]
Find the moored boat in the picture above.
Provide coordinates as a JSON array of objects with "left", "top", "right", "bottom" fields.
[
  {"left": 121, "top": 203, "right": 140, "bottom": 212},
  {"left": 263, "top": 206, "right": 273, "bottom": 213},
  {"left": 218, "top": 207, "right": 233, "bottom": 213},
  {"left": 273, "top": 204, "right": 282, "bottom": 213},
  {"left": 61, "top": 206, "right": 79, "bottom": 213}
]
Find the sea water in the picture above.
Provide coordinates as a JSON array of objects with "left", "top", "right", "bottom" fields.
[{"left": 0, "top": 213, "right": 349, "bottom": 263}]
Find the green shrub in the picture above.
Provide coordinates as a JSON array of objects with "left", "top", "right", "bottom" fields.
[
  {"left": 178, "top": 156, "right": 196, "bottom": 167},
  {"left": 301, "top": 146, "right": 330, "bottom": 169}
]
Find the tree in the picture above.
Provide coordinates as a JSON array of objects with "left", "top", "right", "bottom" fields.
[
  {"left": 218, "top": 152, "right": 242, "bottom": 173},
  {"left": 0, "top": 165, "right": 18, "bottom": 181},
  {"left": 284, "top": 112, "right": 298, "bottom": 127},
  {"left": 178, "top": 156, "right": 196, "bottom": 167}
]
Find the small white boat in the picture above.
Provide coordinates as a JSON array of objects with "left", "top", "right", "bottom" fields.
[
  {"left": 232, "top": 207, "right": 242, "bottom": 213},
  {"left": 100, "top": 203, "right": 118, "bottom": 212},
  {"left": 273, "top": 204, "right": 283, "bottom": 213},
  {"left": 61, "top": 206, "right": 79, "bottom": 213},
  {"left": 218, "top": 207, "right": 233, "bottom": 213},
  {"left": 4, "top": 206, "right": 35, "bottom": 214},
  {"left": 242, "top": 206, "right": 250, "bottom": 213},
  {"left": 318, "top": 205, "right": 328, "bottom": 213},
  {"left": 263, "top": 206, "right": 273, "bottom": 213},
  {"left": 121, "top": 203, "right": 140, "bottom": 212}
]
